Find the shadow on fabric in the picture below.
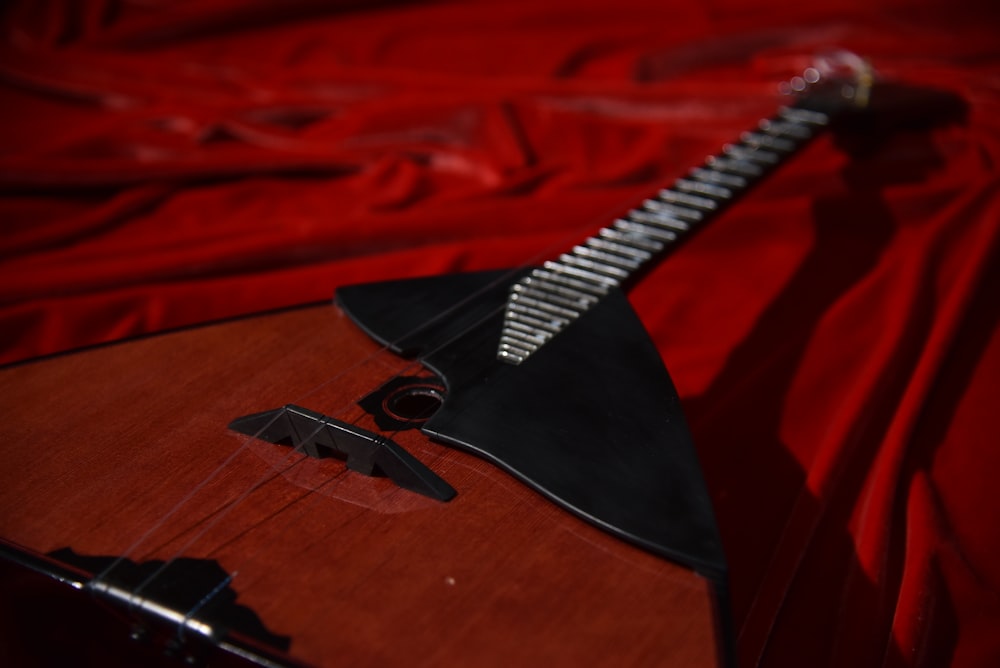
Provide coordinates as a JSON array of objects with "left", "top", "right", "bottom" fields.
[{"left": 684, "top": 89, "right": 973, "bottom": 667}]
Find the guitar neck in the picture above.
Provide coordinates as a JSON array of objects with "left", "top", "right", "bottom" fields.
[{"left": 498, "top": 82, "right": 862, "bottom": 365}]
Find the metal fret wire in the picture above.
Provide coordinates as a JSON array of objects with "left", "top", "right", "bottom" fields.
[{"left": 497, "top": 104, "right": 830, "bottom": 364}]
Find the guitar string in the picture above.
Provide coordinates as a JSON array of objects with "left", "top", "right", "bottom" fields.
[
  {"left": 96, "top": 356, "right": 424, "bottom": 608},
  {"left": 116, "top": 380, "right": 415, "bottom": 563},
  {"left": 124, "top": 292, "right": 516, "bottom": 627},
  {"left": 94, "top": 229, "right": 597, "bottom": 637},
  {"left": 125, "top": 414, "right": 356, "bottom": 614},
  {"left": 89, "top": 249, "right": 538, "bottom": 591},
  {"left": 170, "top": 400, "right": 449, "bottom": 646},
  {"left": 92, "top": 274, "right": 526, "bottom": 620},
  {"left": 110, "top": 337, "right": 469, "bottom": 646},
  {"left": 90, "top": 64, "right": 848, "bottom": 648},
  {"left": 184, "top": 63, "right": 864, "bottom": 652},
  {"left": 96, "top": 113, "right": 776, "bottom": 638},
  {"left": 136, "top": 452, "right": 319, "bottom": 560},
  {"left": 89, "top": 341, "right": 421, "bottom": 596},
  {"left": 134, "top": 163, "right": 701, "bottom": 640},
  {"left": 112, "top": 420, "right": 327, "bottom": 615},
  {"left": 122, "top": 352, "right": 435, "bottom": 582},
  {"left": 93, "top": 129, "right": 752, "bottom": 640},
  {"left": 91, "top": 142, "right": 657, "bottom": 594}
]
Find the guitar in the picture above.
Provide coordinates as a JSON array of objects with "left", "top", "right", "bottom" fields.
[{"left": 0, "top": 55, "right": 938, "bottom": 667}]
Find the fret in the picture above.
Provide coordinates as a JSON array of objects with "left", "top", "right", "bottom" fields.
[
  {"left": 499, "top": 337, "right": 544, "bottom": 360},
  {"left": 739, "top": 132, "right": 796, "bottom": 152},
  {"left": 628, "top": 209, "right": 692, "bottom": 231},
  {"left": 531, "top": 268, "right": 611, "bottom": 296},
  {"left": 705, "top": 156, "right": 764, "bottom": 177},
  {"left": 542, "top": 261, "right": 621, "bottom": 288},
  {"left": 497, "top": 63, "right": 864, "bottom": 363},
  {"left": 505, "top": 303, "right": 570, "bottom": 331},
  {"left": 585, "top": 236, "right": 655, "bottom": 262},
  {"left": 673, "top": 178, "right": 733, "bottom": 200},
  {"left": 499, "top": 333, "right": 546, "bottom": 358},
  {"left": 722, "top": 144, "right": 779, "bottom": 164},
  {"left": 642, "top": 199, "right": 705, "bottom": 222},
  {"left": 573, "top": 244, "right": 646, "bottom": 271},
  {"left": 598, "top": 227, "right": 667, "bottom": 253},
  {"left": 689, "top": 167, "right": 748, "bottom": 189},
  {"left": 657, "top": 189, "right": 719, "bottom": 210},
  {"left": 508, "top": 294, "right": 581, "bottom": 321},
  {"left": 558, "top": 253, "right": 631, "bottom": 280},
  {"left": 500, "top": 328, "right": 557, "bottom": 356},
  {"left": 497, "top": 342, "right": 532, "bottom": 364},
  {"left": 613, "top": 218, "right": 679, "bottom": 242},
  {"left": 779, "top": 106, "right": 830, "bottom": 126},
  {"left": 516, "top": 278, "right": 600, "bottom": 307},
  {"left": 758, "top": 118, "right": 813, "bottom": 139},
  {"left": 504, "top": 317, "right": 556, "bottom": 341},
  {"left": 508, "top": 295, "right": 577, "bottom": 322}
]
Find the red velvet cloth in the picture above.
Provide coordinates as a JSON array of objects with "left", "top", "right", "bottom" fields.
[{"left": 1, "top": 1, "right": 998, "bottom": 666}]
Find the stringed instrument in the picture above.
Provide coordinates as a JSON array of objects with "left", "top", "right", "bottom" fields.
[{"left": 0, "top": 55, "right": 893, "bottom": 667}]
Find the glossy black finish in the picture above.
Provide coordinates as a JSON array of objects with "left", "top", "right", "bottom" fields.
[
  {"left": 338, "top": 270, "right": 733, "bottom": 664},
  {"left": 337, "top": 270, "right": 727, "bottom": 580}
]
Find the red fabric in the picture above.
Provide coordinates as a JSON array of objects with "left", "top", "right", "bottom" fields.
[{"left": 1, "top": 1, "right": 998, "bottom": 666}]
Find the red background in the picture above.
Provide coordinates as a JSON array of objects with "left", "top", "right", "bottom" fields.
[{"left": 1, "top": 1, "right": 998, "bottom": 666}]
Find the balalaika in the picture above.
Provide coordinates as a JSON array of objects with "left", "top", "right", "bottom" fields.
[{"left": 0, "top": 53, "right": 901, "bottom": 667}]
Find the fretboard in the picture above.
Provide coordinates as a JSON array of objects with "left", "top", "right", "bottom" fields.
[{"left": 496, "top": 102, "right": 833, "bottom": 365}]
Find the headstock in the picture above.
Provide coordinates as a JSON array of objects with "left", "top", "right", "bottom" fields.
[
  {"left": 785, "top": 50, "right": 877, "bottom": 116},
  {"left": 788, "top": 50, "right": 967, "bottom": 154}
]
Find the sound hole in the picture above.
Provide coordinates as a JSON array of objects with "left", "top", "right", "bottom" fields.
[{"left": 384, "top": 384, "right": 444, "bottom": 424}]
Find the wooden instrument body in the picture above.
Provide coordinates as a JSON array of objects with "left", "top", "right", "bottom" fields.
[
  {"left": 1, "top": 61, "right": 914, "bottom": 668},
  {"left": 0, "top": 303, "right": 720, "bottom": 666}
]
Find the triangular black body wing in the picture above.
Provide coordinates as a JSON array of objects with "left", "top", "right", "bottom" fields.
[{"left": 337, "top": 270, "right": 727, "bottom": 581}]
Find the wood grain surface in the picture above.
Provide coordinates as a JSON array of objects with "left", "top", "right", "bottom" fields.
[{"left": 0, "top": 304, "right": 720, "bottom": 667}]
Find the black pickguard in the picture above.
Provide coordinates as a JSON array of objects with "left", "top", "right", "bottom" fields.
[{"left": 337, "top": 270, "right": 727, "bottom": 580}]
